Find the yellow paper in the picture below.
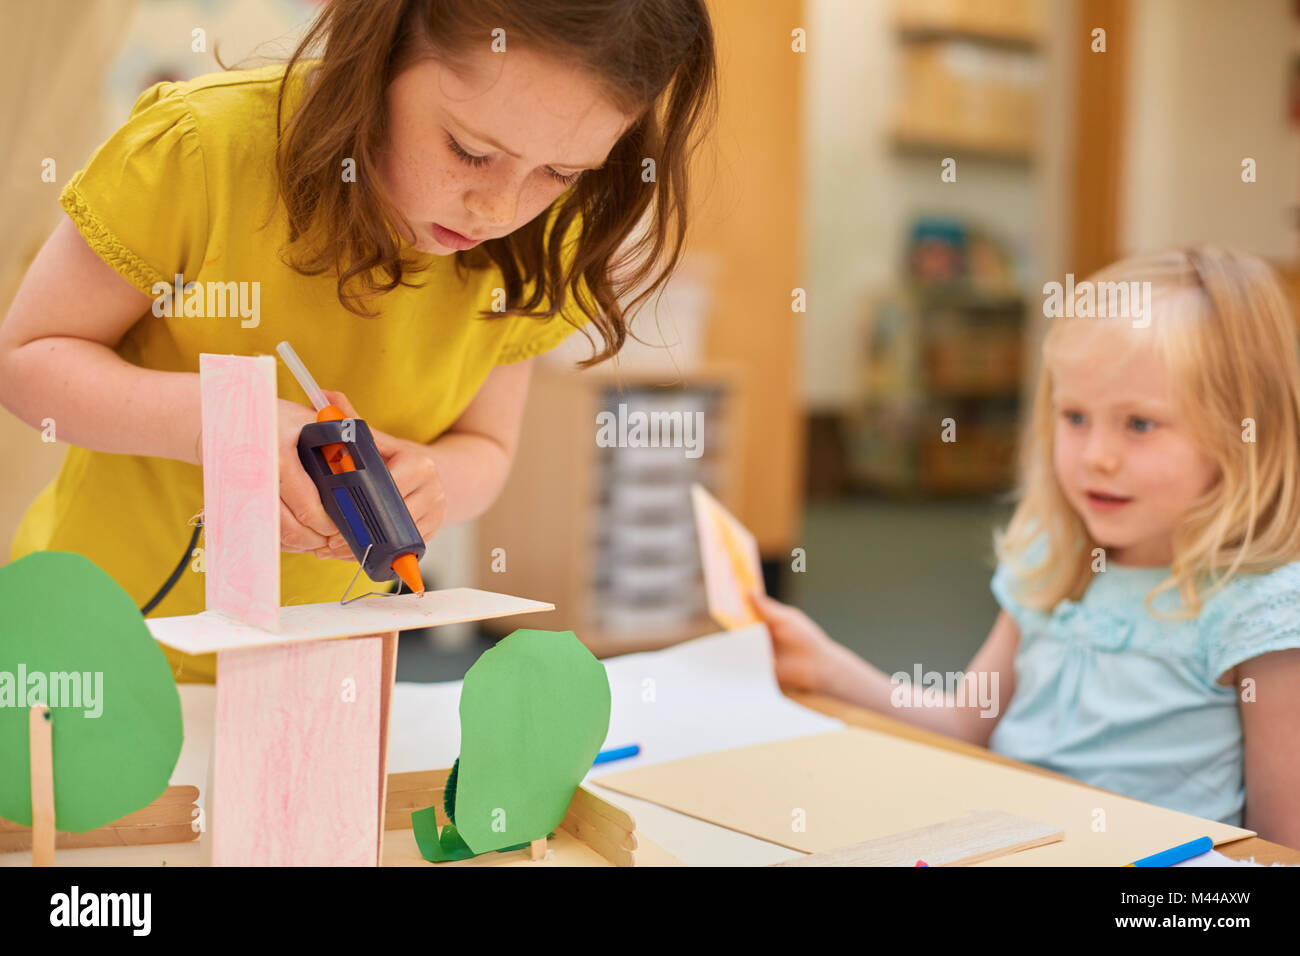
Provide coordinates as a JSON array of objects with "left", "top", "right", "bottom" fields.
[
  {"left": 596, "top": 728, "right": 1254, "bottom": 866},
  {"left": 691, "top": 484, "right": 764, "bottom": 630}
]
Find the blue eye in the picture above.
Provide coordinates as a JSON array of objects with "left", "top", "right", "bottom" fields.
[
  {"left": 1129, "top": 416, "right": 1155, "bottom": 433},
  {"left": 1062, "top": 411, "right": 1086, "bottom": 426}
]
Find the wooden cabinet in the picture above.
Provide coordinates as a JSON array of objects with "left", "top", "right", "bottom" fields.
[{"left": 475, "top": 365, "right": 743, "bottom": 657}]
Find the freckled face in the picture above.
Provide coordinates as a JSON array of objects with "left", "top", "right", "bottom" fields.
[
  {"left": 1051, "top": 333, "right": 1220, "bottom": 567},
  {"left": 378, "top": 46, "right": 635, "bottom": 254}
]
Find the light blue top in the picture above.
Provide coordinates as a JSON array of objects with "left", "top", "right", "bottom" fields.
[{"left": 988, "top": 549, "right": 1300, "bottom": 827}]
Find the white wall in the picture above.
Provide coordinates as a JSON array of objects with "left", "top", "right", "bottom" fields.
[
  {"left": 801, "top": 0, "right": 1065, "bottom": 412},
  {"left": 1121, "top": 0, "right": 1299, "bottom": 260},
  {"left": 801, "top": 0, "right": 896, "bottom": 412}
]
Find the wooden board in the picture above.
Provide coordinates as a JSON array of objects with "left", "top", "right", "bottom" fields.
[
  {"left": 596, "top": 728, "right": 1254, "bottom": 866},
  {"left": 0, "top": 827, "right": 684, "bottom": 868},
  {"left": 0, "top": 786, "right": 200, "bottom": 852},
  {"left": 775, "top": 810, "right": 1063, "bottom": 867},
  {"left": 199, "top": 353, "right": 279, "bottom": 631},
  {"left": 148, "top": 590, "right": 554, "bottom": 653},
  {"left": 211, "top": 637, "right": 383, "bottom": 866}
]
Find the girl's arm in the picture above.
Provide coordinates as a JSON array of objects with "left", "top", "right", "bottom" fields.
[
  {"left": 1237, "top": 648, "right": 1300, "bottom": 848},
  {"left": 751, "top": 594, "right": 1019, "bottom": 747},
  {"left": 427, "top": 358, "right": 533, "bottom": 527},
  {"left": 0, "top": 217, "right": 203, "bottom": 464}
]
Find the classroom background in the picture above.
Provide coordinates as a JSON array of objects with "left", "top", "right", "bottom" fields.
[{"left": 3, "top": 0, "right": 1299, "bottom": 682}]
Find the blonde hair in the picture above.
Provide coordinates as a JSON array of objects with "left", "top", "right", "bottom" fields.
[{"left": 996, "top": 245, "right": 1300, "bottom": 618}]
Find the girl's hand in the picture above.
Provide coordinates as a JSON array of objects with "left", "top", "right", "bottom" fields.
[
  {"left": 309, "top": 392, "right": 447, "bottom": 560},
  {"left": 275, "top": 389, "right": 354, "bottom": 555},
  {"left": 748, "top": 591, "right": 845, "bottom": 694}
]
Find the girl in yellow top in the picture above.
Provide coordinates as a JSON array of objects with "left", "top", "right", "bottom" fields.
[{"left": 0, "top": 0, "right": 718, "bottom": 682}]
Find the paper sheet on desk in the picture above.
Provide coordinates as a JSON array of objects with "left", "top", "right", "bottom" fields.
[
  {"left": 381, "top": 624, "right": 843, "bottom": 775},
  {"left": 585, "top": 625, "right": 844, "bottom": 779}
]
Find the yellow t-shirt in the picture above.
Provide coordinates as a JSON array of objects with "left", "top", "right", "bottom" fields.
[{"left": 9, "top": 64, "right": 586, "bottom": 682}]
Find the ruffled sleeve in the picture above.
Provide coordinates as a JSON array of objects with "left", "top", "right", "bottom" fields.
[
  {"left": 59, "top": 81, "right": 209, "bottom": 297},
  {"left": 1205, "top": 561, "right": 1300, "bottom": 683},
  {"left": 990, "top": 529, "right": 1052, "bottom": 635},
  {"left": 991, "top": 561, "right": 1032, "bottom": 630}
]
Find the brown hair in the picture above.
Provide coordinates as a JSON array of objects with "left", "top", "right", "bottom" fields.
[{"left": 273, "top": 0, "right": 717, "bottom": 366}]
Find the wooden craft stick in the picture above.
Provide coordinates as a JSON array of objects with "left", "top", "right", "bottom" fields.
[
  {"left": 774, "top": 810, "right": 1064, "bottom": 867},
  {"left": 568, "top": 785, "right": 636, "bottom": 833},
  {"left": 0, "top": 785, "right": 199, "bottom": 834},
  {"left": 385, "top": 789, "right": 446, "bottom": 813},
  {"left": 0, "top": 783, "right": 201, "bottom": 853},
  {"left": 29, "top": 705, "right": 54, "bottom": 867},
  {"left": 530, "top": 837, "right": 546, "bottom": 861},
  {"left": 560, "top": 813, "right": 637, "bottom": 852},
  {"left": 559, "top": 817, "right": 635, "bottom": 867},
  {"left": 387, "top": 769, "right": 452, "bottom": 793}
]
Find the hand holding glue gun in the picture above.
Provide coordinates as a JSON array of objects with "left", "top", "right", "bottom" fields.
[{"left": 275, "top": 341, "right": 439, "bottom": 595}]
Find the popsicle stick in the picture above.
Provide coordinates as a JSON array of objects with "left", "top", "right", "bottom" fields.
[
  {"left": 0, "top": 784, "right": 201, "bottom": 852},
  {"left": 560, "top": 812, "right": 637, "bottom": 852},
  {"left": 29, "top": 705, "right": 54, "bottom": 867},
  {"left": 530, "top": 837, "right": 546, "bottom": 861},
  {"left": 386, "top": 789, "right": 447, "bottom": 813},
  {"left": 774, "top": 810, "right": 1064, "bottom": 867},
  {"left": 567, "top": 786, "right": 636, "bottom": 833},
  {"left": 558, "top": 818, "right": 635, "bottom": 866},
  {"left": 0, "top": 785, "right": 199, "bottom": 833},
  {"left": 387, "top": 768, "right": 452, "bottom": 793}
]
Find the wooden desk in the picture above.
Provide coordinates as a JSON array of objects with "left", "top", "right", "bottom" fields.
[{"left": 788, "top": 690, "right": 1300, "bottom": 865}]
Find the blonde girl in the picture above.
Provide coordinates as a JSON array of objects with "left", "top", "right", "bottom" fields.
[{"left": 753, "top": 246, "right": 1300, "bottom": 848}]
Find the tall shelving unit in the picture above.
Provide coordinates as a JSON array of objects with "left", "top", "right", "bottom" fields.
[{"left": 848, "top": 0, "right": 1044, "bottom": 496}]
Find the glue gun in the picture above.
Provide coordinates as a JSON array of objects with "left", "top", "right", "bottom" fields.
[{"left": 276, "top": 341, "right": 426, "bottom": 596}]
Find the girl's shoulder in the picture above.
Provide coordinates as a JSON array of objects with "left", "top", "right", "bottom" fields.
[
  {"left": 1201, "top": 561, "right": 1300, "bottom": 684},
  {"left": 990, "top": 546, "right": 1300, "bottom": 681},
  {"left": 124, "top": 64, "right": 294, "bottom": 153},
  {"left": 61, "top": 64, "right": 300, "bottom": 296}
]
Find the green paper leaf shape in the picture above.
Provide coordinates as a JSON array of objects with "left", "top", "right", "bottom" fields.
[
  {"left": 453, "top": 629, "right": 610, "bottom": 855},
  {"left": 0, "top": 552, "right": 183, "bottom": 832}
]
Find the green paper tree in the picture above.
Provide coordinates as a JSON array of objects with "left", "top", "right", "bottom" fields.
[
  {"left": 0, "top": 552, "right": 184, "bottom": 833},
  {"left": 413, "top": 629, "right": 610, "bottom": 862}
]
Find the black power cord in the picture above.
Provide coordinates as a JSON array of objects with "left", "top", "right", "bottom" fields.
[
  {"left": 140, "top": 517, "right": 203, "bottom": 616},
  {"left": 140, "top": 515, "right": 411, "bottom": 616}
]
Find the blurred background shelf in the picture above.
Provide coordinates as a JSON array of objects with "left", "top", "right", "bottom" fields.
[
  {"left": 473, "top": 364, "right": 744, "bottom": 658},
  {"left": 895, "top": 0, "right": 1044, "bottom": 48}
]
